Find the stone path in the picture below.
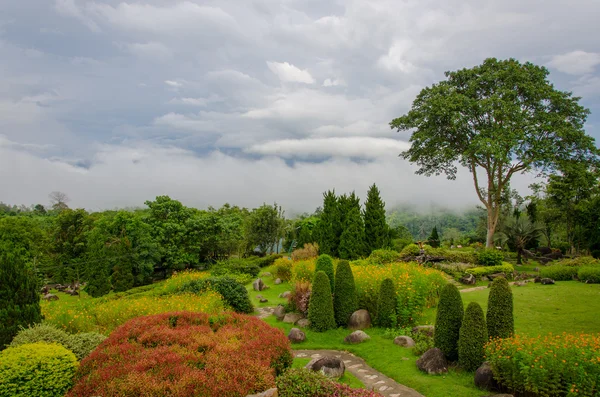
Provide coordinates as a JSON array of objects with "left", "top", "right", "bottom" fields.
[
  {"left": 295, "top": 350, "right": 424, "bottom": 397},
  {"left": 255, "top": 306, "right": 275, "bottom": 319}
]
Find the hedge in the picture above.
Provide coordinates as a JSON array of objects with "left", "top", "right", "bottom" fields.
[
  {"left": 486, "top": 277, "right": 514, "bottom": 339},
  {"left": 333, "top": 260, "right": 358, "bottom": 327},
  {"left": 434, "top": 284, "right": 463, "bottom": 361},
  {"left": 465, "top": 263, "right": 514, "bottom": 278}
]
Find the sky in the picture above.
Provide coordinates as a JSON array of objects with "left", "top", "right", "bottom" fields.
[{"left": 1, "top": 0, "right": 599, "bottom": 214}]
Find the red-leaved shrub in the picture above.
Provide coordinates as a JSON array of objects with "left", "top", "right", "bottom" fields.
[{"left": 67, "top": 312, "right": 292, "bottom": 397}]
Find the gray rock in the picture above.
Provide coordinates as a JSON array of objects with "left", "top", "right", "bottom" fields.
[
  {"left": 278, "top": 291, "right": 291, "bottom": 299},
  {"left": 541, "top": 278, "right": 555, "bottom": 285},
  {"left": 514, "top": 281, "right": 527, "bottom": 287},
  {"left": 393, "top": 335, "right": 416, "bottom": 348},
  {"left": 305, "top": 356, "right": 345, "bottom": 378},
  {"left": 43, "top": 293, "right": 59, "bottom": 301},
  {"left": 283, "top": 313, "right": 303, "bottom": 324},
  {"left": 460, "top": 273, "right": 476, "bottom": 285},
  {"left": 348, "top": 309, "right": 371, "bottom": 330},
  {"left": 246, "top": 388, "right": 278, "bottom": 397},
  {"left": 256, "top": 294, "right": 264, "bottom": 299},
  {"left": 274, "top": 278, "right": 282, "bottom": 285},
  {"left": 259, "top": 298, "right": 268, "bottom": 303},
  {"left": 475, "top": 362, "right": 498, "bottom": 391},
  {"left": 416, "top": 347, "right": 448, "bottom": 375},
  {"left": 344, "top": 330, "right": 370, "bottom": 344},
  {"left": 534, "top": 276, "right": 542, "bottom": 283},
  {"left": 412, "top": 325, "right": 435, "bottom": 338},
  {"left": 273, "top": 305, "right": 286, "bottom": 320},
  {"left": 533, "top": 267, "right": 540, "bottom": 272},
  {"left": 288, "top": 328, "right": 306, "bottom": 343},
  {"left": 253, "top": 278, "right": 266, "bottom": 291},
  {"left": 296, "top": 318, "right": 311, "bottom": 328},
  {"left": 488, "top": 273, "right": 506, "bottom": 281},
  {"left": 261, "top": 272, "right": 272, "bottom": 278}
]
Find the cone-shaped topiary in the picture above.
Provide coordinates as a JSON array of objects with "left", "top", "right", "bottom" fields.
[
  {"left": 315, "top": 254, "right": 335, "bottom": 293},
  {"left": 487, "top": 277, "right": 514, "bottom": 339},
  {"left": 428, "top": 226, "right": 440, "bottom": 248},
  {"left": 458, "top": 302, "right": 488, "bottom": 371},
  {"left": 333, "top": 260, "right": 358, "bottom": 327},
  {"left": 434, "top": 283, "right": 464, "bottom": 361},
  {"left": 376, "top": 278, "right": 397, "bottom": 328},
  {"left": 308, "top": 271, "right": 336, "bottom": 332}
]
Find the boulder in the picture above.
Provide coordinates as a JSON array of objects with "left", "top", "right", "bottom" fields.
[
  {"left": 256, "top": 294, "right": 264, "bottom": 299},
  {"left": 283, "top": 313, "right": 303, "bottom": 324},
  {"left": 279, "top": 291, "right": 291, "bottom": 299},
  {"left": 43, "top": 293, "right": 59, "bottom": 301},
  {"left": 296, "top": 318, "right": 311, "bottom": 328},
  {"left": 475, "top": 362, "right": 498, "bottom": 391},
  {"left": 412, "top": 325, "right": 435, "bottom": 338},
  {"left": 541, "top": 278, "right": 555, "bottom": 285},
  {"left": 534, "top": 276, "right": 542, "bottom": 283},
  {"left": 41, "top": 286, "right": 49, "bottom": 294},
  {"left": 274, "top": 278, "right": 282, "bottom": 285},
  {"left": 68, "top": 290, "right": 79, "bottom": 296},
  {"left": 259, "top": 298, "right": 268, "bottom": 303},
  {"left": 273, "top": 305, "right": 286, "bottom": 320},
  {"left": 416, "top": 348, "right": 448, "bottom": 375},
  {"left": 393, "top": 336, "right": 416, "bottom": 348},
  {"left": 246, "top": 388, "right": 278, "bottom": 397},
  {"left": 305, "top": 356, "right": 345, "bottom": 378},
  {"left": 344, "top": 330, "right": 370, "bottom": 344},
  {"left": 460, "top": 274, "right": 476, "bottom": 285},
  {"left": 288, "top": 328, "right": 306, "bottom": 343},
  {"left": 253, "top": 278, "right": 266, "bottom": 291},
  {"left": 348, "top": 309, "right": 371, "bottom": 330}
]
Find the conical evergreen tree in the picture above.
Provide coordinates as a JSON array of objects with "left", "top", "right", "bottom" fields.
[
  {"left": 308, "top": 271, "right": 336, "bottom": 332},
  {"left": 0, "top": 251, "right": 43, "bottom": 349},
  {"left": 333, "top": 260, "right": 358, "bottom": 327},
  {"left": 315, "top": 190, "right": 341, "bottom": 257},
  {"left": 315, "top": 254, "right": 335, "bottom": 293},
  {"left": 428, "top": 226, "right": 440, "bottom": 248},
  {"left": 338, "top": 192, "right": 366, "bottom": 260},
  {"left": 376, "top": 278, "right": 397, "bottom": 328},
  {"left": 364, "top": 184, "right": 389, "bottom": 254},
  {"left": 487, "top": 277, "right": 514, "bottom": 339},
  {"left": 458, "top": 302, "right": 488, "bottom": 371},
  {"left": 434, "top": 284, "right": 464, "bottom": 361}
]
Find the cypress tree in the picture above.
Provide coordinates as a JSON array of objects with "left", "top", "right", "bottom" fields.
[
  {"left": 428, "top": 226, "right": 440, "bottom": 248},
  {"left": 308, "top": 271, "right": 336, "bottom": 332},
  {"left": 315, "top": 190, "right": 341, "bottom": 257},
  {"left": 0, "top": 251, "right": 43, "bottom": 349},
  {"left": 458, "top": 302, "right": 487, "bottom": 371},
  {"left": 338, "top": 192, "right": 366, "bottom": 260},
  {"left": 315, "top": 254, "right": 335, "bottom": 293},
  {"left": 333, "top": 260, "right": 358, "bottom": 327},
  {"left": 376, "top": 278, "right": 397, "bottom": 328},
  {"left": 487, "top": 277, "right": 514, "bottom": 339},
  {"left": 434, "top": 284, "right": 464, "bottom": 361},
  {"left": 364, "top": 184, "right": 389, "bottom": 254}
]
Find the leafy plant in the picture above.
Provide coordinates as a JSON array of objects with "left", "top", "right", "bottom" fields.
[
  {"left": 458, "top": 302, "right": 487, "bottom": 371},
  {"left": 289, "top": 281, "right": 311, "bottom": 315},
  {"left": 578, "top": 265, "right": 600, "bottom": 283},
  {"left": 434, "top": 284, "right": 464, "bottom": 361},
  {"left": 476, "top": 249, "right": 504, "bottom": 267},
  {"left": 179, "top": 277, "right": 253, "bottom": 314},
  {"left": 333, "top": 260, "right": 358, "bottom": 327},
  {"left": 486, "top": 277, "right": 514, "bottom": 339},
  {"left": 273, "top": 257, "right": 294, "bottom": 281},
  {"left": 539, "top": 264, "right": 578, "bottom": 281},
  {"left": 368, "top": 249, "right": 401, "bottom": 264},
  {"left": 308, "top": 271, "right": 336, "bottom": 332},
  {"left": 291, "top": 243, "right": 319, "bottom": 261},
  {"left": 465, "top": 263, "right": 514, "bottom": 278}
]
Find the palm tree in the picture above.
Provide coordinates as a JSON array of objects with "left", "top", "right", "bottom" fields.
[{"left": 498, "top": 215, "right": 542, "bottom": 264}]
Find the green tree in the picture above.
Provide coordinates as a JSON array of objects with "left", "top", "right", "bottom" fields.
[
  {"left": 308, "top": 271, "right": 336, "bottom": 332},
  {"left": 434, "top": 284, "right": 464, "bottom": 361},
  {"left": 246, "top": 203, "right": 284, "bottom": 255},
  {"left": 376, "top": 278, "right": 397, "bottom": 328},
  {"left": 458, "top": 302, "right": 487, "bottom": 371},
  {"left": 500, "top": 214, "right": 541, "bottom": 264},
  {"left": 364, "top": 184, "right": 389, "bottom": 253},
  {"left": 315, "top": 254, "right": 335, "bottom": 293},
  {"left": 333, "top": 260, "right": 358, "bottom": 327},
  {"left": 50, "top": 209, "right": 92, "bottom": 283},
  {"left": 391, "top": 58, "right": 598, "bottom": 248},
  {"left": 338, "top": 192, "right": 366, "bottom": 260},
  {"left": 0, "top": 251, "right": 42, "bottom": 349},
  {"left": 427, "top": 226, "right": 440, "bottom": 248},
  {"left": 315, "top": 190, "right": 341, "bottom": 256},
  {"left": 487, "top": 277, "right": 514, "bottom": 339}
]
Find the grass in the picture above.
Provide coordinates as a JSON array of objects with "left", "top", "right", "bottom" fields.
[
  {"left": 292, "top": 357, "right": 365, "bottom": 389},
  {"left": 246, "top": 265, "right": 291, "bottom": 308}
]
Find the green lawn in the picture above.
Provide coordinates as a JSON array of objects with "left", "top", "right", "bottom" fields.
[
  {"left": 292, "top": 357, "right": 364, "bottom": 389},
  {"left": 246, "top": 266, "right": 291, "bottom": 308}
]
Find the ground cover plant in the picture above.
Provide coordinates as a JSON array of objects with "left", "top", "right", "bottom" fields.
[
  {"left": 68, "top": 311, "right": 292, "bottom": 397},
  {"left": 276, "top": 368, "right": 383, "bottom": 397}
]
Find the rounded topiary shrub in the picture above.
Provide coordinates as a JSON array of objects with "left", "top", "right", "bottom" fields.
[
  {"left": 67, "top": 332, "right": 107, "bottom": 360},
  {"left": 308, "top": 271, "right": 336, "bottom": 332},
  {"left": 376, "top": 278, "right": 397, "bottom": 328},
  {"left": 333, "top": 260, "right": 358, "bottom": 327},
  {"left": 0, "top": 342, "right": 78, "bottom": 397},
  {"left": 486, "top": 277, "right": 514, "bottom": 339},
  {"left": 67, "top": 312, "right": 292, "bottom": 397},
  {"left": 315, "top": 254, "right": 335, "bottom": 292},
  {"left": 434, "top": 283, "right": 464, "bottom": 361},
  {"left": 476, "top": 249, "right": 504, "bottom": 267},
  {"left": 179, "top": 277, "right": 253, "bottom": 314},
  {"left": 458, "top": 302, "right": 487, "bottom": 371}
]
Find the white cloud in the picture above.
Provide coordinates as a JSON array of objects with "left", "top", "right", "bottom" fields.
[
  {"left": 169, "top": 98, "right": 209, "bottom": 107},
  {"left": 267, "top": 61, "right": 315, "bottom": 84},
  {"left": 164, "top": 80, "right": 183, "bottom": 88},
  {"left": 123, "top": 41, "right": 172, "bottom": 60},
  {"left": 323, "top": 78, "right": 346, "bottom": 87},
  {"left": 54, "top": 0, "right": 100, "bottom": 32},
  {"left": 548, "top": 50, "right": 600, "bottom": 75},
  {"left": 377, "top": 39, "right": 418, "bottom": 73}
]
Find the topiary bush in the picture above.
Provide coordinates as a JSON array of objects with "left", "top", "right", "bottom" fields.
[
  {"left": 376, "top": 278, "right": 397, "bottom": 328},
  {"left": 0, "top": 342, "right": 78, "bottom": 397},
  {"left": 307, "top": 271, "right": 336, "bottom": 332},
  {"left": 465, "top": 263, "right": 514, "bottom": 279},
  {"left": 578, "top": 265, "right": 600, "bottom": 283},
  {"left": 476, "top": 249, "right": 504, "bottom": 267},
  {"left": 333, "top": 260, "right": 358, "bottom": 327},
  {"left": 67, "top": 333, "right": 107, "bottom": 360},
  {"left": 539, "top": 264, "right": 578, "bottom": 281},
  {"left": 486, "top": 277, "right": 514, "bottom": 339},
  {"left": 400, "top": 243, "right": 421, "bottom": 257},
  {"left": 368, "top": 249, "right": 401, "bottom": 264},
  {"left": 434, "top": 283, "right": 464, "bottom": 361},
  {"left": 179, "top": 277, "right": 253, "bottom": 314},
  {"left": 458, "top": 302, "right": 487, "bottom": 371},
  {"left": 315, "top": 255, "right": 335, "bottom": 292},
  {"left": 67, "top": 312, "right": 292, "bottom": 397}
]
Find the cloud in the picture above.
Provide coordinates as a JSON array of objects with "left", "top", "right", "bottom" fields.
[
  {"left": 377, "top": 39, "right": 418, "bottom": 73},
  {"left": 548, "top": 50, "right": 600, "bottom": 75},
  {"left": 323, "top": 78, "right": 346, "bottom": 87},
  {"left": 164, "top": 80, "right": 183, "bottom": 88},
  {"left": 267, "top": 61, "right": 315, "bottom": 84},
  {"left": 122, "top": 41, "right": 173, "bottom": 60}
]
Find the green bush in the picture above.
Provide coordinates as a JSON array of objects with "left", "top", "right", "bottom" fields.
[
  {"left": 315, "top": 255, "right": 335, "bottom": 292},
  {"left": 308, "top": 271, "right": 336, "bottom": 332},
  {"left": 276, "top": 368, "right": 333, "bottom": 397},
  {"left": 578, "top": 266, "right": 600, "bottom": 283},
  {"left": 292, "top": 260, "right": 314, "bottom": 282},
  {"left": 486, "top": 277, "right": 514, "bottom": 339},
  {"left": 458, "top": 302, "right": 487, "bottom": 372},
  {"left": 376, "top": 278, "right": 397, "bottom": 328},
  {"left": 0, "top": 342, "right": 78, "bottom": 397},
  {"left": 273, "top": 257, "right": 293, "bottom": 281},
  {"left": 255, "top": 254, "right": 284, "bottom": 268},
  {"left": 477, "top": 249, "right": 504, "bottom": 266},
  {"left": 368, "top": 249, "right": 401, "bottom": 264},
  {"left": 540, "top": 264, "right": 578, "bottom": 281},
  {"left": 68, "top": 333, "right": 107, "bottom": 360},
  {"left": 333, "top": 260, "right": 358, "bottom": 327},
  {"left": 400, "top": 243, "right": 421, "bottom": 257},
  {"left": 211, "top": 258, "right": 260, "bottom": 278},
  {"left": 465, "top": 263, "right": 514, "bottom": 278},
  {"left": 179, "top": 277, "right": 253, "bottom": 314},
  {"left": 434, "top": 284, "right": 464, "bottom": 361},
  {"left": 391, "top": 238, "right": 412, "bottom": 252},
  {"left": 443, "top": 250, "right": 477, "bottom": 264},
  {"left": 554, "top": 256, "right": 600, "bottom": 267}
]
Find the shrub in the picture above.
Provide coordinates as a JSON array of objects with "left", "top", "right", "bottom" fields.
[
  {"left": 67, "top": 332, "right": 107, "bottom": 360},
  {"left": 333, "top": 260, "right": 358, "bottom": 327},
  {"left": 315, "top": 255, "right": 335, "bottom": 292},
  {"left": 276, "top": 368, "right": 384, "bottom": 397},
  {"left": 308, "top": 271, "right": 336, "bottom": 332},
  {"left": 256, "top": 254, "right": 284, "bottom": 268},
  {"left": 368, "top": 249, "right": 401, "bottom": 264},
  {"left": 390, "top": 238, "right": 412, "bottom": 252},
  {"left": 376, "top": 278, "right": 397, "bottom": 328},
  {"left": 400, "top": 243, "right": 421, "bottom": 257},
  {"left": 0, "top": 342, "right": 78, "bottom": 397},
  {"left": 274, "top": 257, "right": 294, "bottom": 281},
  {"left": 557, "top": 256, "right": 600, "bottom": 267},
  {"left": 442, "top": 250, "right": 477, "bottom": 264},
  {"left": 292, "top": 259, "right": 315, "bottom": 282},
  {"left": 458, "top": 302, "right": 487, "bottom": 371},
  {"left": 289, "top": 281, "right": 311, "bottom": 315},
  {"left": 465, "top": 263, "right": 514, "bottom": 278},
  {"left": 179, "top": 277, "right": 253, "bottom": 314},
  {"left": 539, "top": 264, "right": 578, "bottom": 281},
  {"left": 486, "top": 333, "right": 600, "bottom": 396},
  {"left": 578, "top": 265, "right": 600, "bottom": 283},
  {"left": 434, "top": 284, "right": 463, "bottom": 361},
  {"left": 68, "top": 312, "right": 292, "bottom": 397},
  {"left": 486, "top": 277, "right": 514, "bottom": 339},
  {"left": 211, "top": 258, "right": 260, "bottom": 278},
  {"left": 291, "top": 243, "right": 319, "bottom": 261},
  {"left": 476, "top": 249, "right": 504, "bottom": 266}
]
